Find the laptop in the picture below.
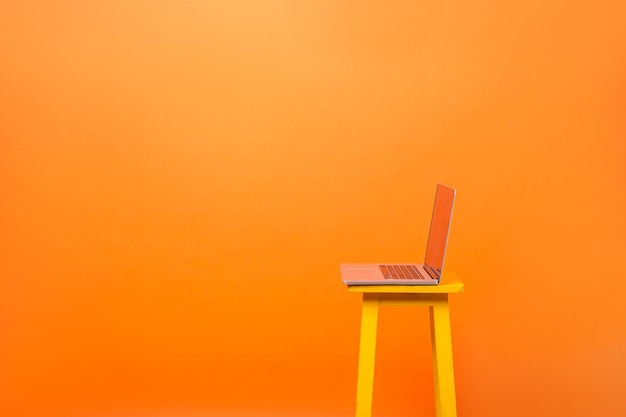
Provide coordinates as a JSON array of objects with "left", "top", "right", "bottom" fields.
[{"left": 340, "top": 184, "right": 456, "bottom": 285}]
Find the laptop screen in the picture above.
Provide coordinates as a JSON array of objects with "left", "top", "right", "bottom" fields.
[{"left": 423, "top": 184, "right": 456, "bottom": 279}]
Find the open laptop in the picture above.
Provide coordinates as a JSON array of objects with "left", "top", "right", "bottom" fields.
[{"left": 340, "top": 184, "right": 456, "bottom": 285}]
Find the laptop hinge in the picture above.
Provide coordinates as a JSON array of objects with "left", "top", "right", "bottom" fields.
[{"left": 424, "top": 264, "right": 441, "bottom": 281}]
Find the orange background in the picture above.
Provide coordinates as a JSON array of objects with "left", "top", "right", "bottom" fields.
[{"left": 2, "top": 1, "right": 626, "bottom": 416}]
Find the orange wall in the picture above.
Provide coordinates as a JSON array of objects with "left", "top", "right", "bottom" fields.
[{"left": 2, "top": 1, "right": 626, "bottom": 416}]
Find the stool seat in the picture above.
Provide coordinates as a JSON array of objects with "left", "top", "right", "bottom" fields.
[
  {"left": 347, "top": 271, "right": 463, "bottom": 417},
  {"left": 348, "top": 272, "right": 464, "bottom": 294}
]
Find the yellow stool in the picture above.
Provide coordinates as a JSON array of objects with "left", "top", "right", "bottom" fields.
[{"left": 348, "top": 272, "right": 464, "bottom": 417}]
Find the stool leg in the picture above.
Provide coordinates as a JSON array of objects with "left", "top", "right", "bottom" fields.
[
  {"left": 355, "top": 293, "right": 380, "bottom": 417},
  {"left": 430, "top": 294, "right": 457, "bottom": 417}
]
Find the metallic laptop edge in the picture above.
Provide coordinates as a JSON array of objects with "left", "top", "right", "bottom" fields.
[{"left": 340, "top": 263, "right": 439, "bottom": 285}]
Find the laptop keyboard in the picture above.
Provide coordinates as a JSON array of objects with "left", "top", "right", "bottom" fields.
[{"left": 380, "top": 264, "right": 424, "bottom": 280}]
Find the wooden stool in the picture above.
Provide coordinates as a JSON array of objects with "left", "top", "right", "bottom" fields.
[{"left": 348, "top": 273, "right": 464, "bottom": 417}]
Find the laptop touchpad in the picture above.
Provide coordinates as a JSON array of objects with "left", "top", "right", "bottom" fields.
[{"left": 348, "top": 269, "right": 377, "bottom": 280}]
